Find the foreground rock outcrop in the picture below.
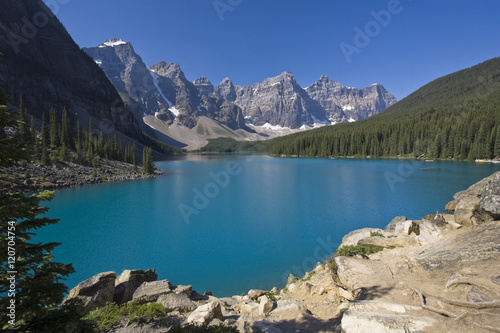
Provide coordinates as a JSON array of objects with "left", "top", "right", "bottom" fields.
[{"left": 67, "top": 172, "right": 500, "bottom": 332}]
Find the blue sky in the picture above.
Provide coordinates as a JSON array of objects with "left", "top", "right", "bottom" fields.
[{"left": 46, "top": 0, "right": 500, "bottom": 100}]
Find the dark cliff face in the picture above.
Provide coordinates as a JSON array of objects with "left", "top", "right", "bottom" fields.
[
  {"left": 83, "top": 41, "right": 175, "bottom": 124},
  {"left": 0, "top": 1, "right": 139, "bottom": 136}
]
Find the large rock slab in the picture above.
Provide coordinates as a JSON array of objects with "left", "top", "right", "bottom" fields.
[
  {"left": 335, "top": 256, "right": 394, "bottom": 291},
  {"left": 358, "top": 236, "right": 417, "bottom": 249},
  {"left": 341, "top": 309, "right": 436, "bottom": 333},
  {"left": 132, "top": 279, "right": 173, "bottom": 304},
  {"left": 452, "top": 171, "right": 500, "bottom": 225},
  {"left": 186, "top": 301, "right": 223, "bottom": 325},
  {"left": 480, "top": 195, "right": 500, "bottom": 219},
  {"left": 340, "top": 300, "right": 436, "bottom": 333},
  {"left": 65, "top": 271, "right": 116, "bottom": 310},
  {"left": 417, "top": 222, "right": 500, "bottom": 271},
  {"left": 114, "top": 269, "right": 157, "bottom": 304},
  {"left": 341, "top": 227, "right": 387, "bottom": 247},
  {"left": 156, "top": 292, "right": 196, "bottom": 313}
]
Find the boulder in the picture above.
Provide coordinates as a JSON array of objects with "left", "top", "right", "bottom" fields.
[
  {"left": 248, "top": 289, "right": 266, "bottom": 299},
  {"left": 445, "top": 199, "right": 459, "bottom": 213},
  {"left": 335, "top": 256, "right": 394, "bottom": 291},
  {"left": 173, "top": 285, "right": 193, "bottom": 297},
  {"left": 65, "top": 271, "right": 116, "bottom": 310},
  {"left": 384, "top": 216, "right": 408, "bottom": 234},
  {"left": 272, "top": 300, "right": 301, "bottom": 314},
  {"left": 258, "top": 295, "right": 274, "bottom": 316},
  {"left": 237, "top": 302, "right": 259, "bottom": 316},
  {"left": 417, "top": 222, "right": 500, "bottom": 271},
  {"left": 156, "top": 292, "right": 197, "bottom": 313},
  {"left": 132, "top": 279, "right": 173, "bottom": 304},
  {"left": 454, "top": 195, "right": 480, "bottom": 226},
  {"left": 414, "top": 220, "right": 444, "bottom": 245},
  {"left": 480, "top": 195, "right": 500, "bottom": 219},
  {"left": 341, "top": 304, "right": 436, "bottom": 333},
  {"left": 341, "top": 227, "right": 387, "bottom": 247},
  {"left": 186, "top": 301, "right": 224, "bottom": 325},
  {"left": 114, "top": 269, "right": 157, "bottom": 304}
]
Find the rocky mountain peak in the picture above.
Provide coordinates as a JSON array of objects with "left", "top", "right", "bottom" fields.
[
  {"left": 215, "top": 78, "right": 237, "bottom": 102},
  {"left": 150, "top": 62, "right": 185, "bottom": 82},
  {"left": 194, "top": 77, "right": 214, "bottom": 96}
]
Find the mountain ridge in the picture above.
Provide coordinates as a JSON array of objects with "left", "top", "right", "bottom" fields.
[
  {"left": 267, "top": 57, "right": 500, "bottom": 160},
  {"left": 83, "top": 39, "right": 397, "bottom": 148}
]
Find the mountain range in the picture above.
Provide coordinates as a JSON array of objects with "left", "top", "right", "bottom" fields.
[
  {"left": 267, "top": 57, "right": 500, "bottom": 160},
  {"left": 83, "top": 39, "right": 396, "bottom": 148},
  {"left": 0, "top": 0, "right": 396, "bottom": 152}
]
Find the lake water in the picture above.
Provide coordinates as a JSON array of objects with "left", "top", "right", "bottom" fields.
[{"left": 36, "top": 155, "right": 500, "bottom": 296}]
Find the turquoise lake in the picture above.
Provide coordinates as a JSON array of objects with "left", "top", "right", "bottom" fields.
[{"left": 36, "top": 155, "right": 500, "bottom": 296}]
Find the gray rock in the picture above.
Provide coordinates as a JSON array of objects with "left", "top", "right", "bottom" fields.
[
  {"left": 156, "top": 292, "right": 196, "bottom": 313},
  {"left": 454, "top": 195, "right": 480, "bottom": 226},
  {"left": 186, "top": 301, "right": 224, "bottom": 325},
  {"left": 341, "top": 227, "right": 387, "bottom": 247},
  {"left": 273, "top": 300, "right": 301, "bottom": 313},
  {"left": 65, "top": 271, "right": 116, "bottom": 310},
  {"left": 114, "top": 269, "right": 157, "bottom": 304},
  {"left": 417, "top": 222, "right": 500, "bottom": 271},
  {"left": 341, "top": 306, "right": 436, "bottom": 333},
  {"left": 132, "top": 279, "right": 173, "bottom": 304},
  {"left": 258, "top": 295, "right": 274, "bottom": 316},
  {"left": 248, "top": 289, "right": 267, "bottom": 299},
  {"left": 357, "top": 236, "right": 417, "bottom": 249},
  {"left": 480, "top": 195, "right": 500, "bottom": 219},
  {"left": 173, "top": 285, "right": 193, "bottom": 297}
]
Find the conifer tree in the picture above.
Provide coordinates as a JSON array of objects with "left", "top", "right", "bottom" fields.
[
  {"left": 60, "top": 107, "right": 73, "bottom": 149},
  {"left": 0, "top": 90, "right": 92, "bottom": 332},
  {"left": 40, "top": 114, "right": 49, "bottom": 166},
  {"left": 49, "top": 108, "right": 59, "bottom": 149},
  {"left": 142, "top": 147, "right": 154, "bottom": 175},
  {"left": 18, "top": 95, "right": 32, "bottom": 146}
]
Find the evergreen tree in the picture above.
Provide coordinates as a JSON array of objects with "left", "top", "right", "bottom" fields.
[
  {"left": 40, "top": 114, "right": 49, "bottom": 166},
  {"left": 142, "top": 147, "right": 154, "bottom": 175},
  {"left": 0, "top": 90, "right": 92, "bottom": 332},
  {"left": 49, "top": 108, "right": 59, "bottom": 149},
  {"left": 18, "top": 95, "right": 32, "bottom": 146},
  {"left": 132, "top": 142, "right": 137, "bottom": 170},
  {"left": 60, "top": 107, "right": 73, "bottom": 149}
]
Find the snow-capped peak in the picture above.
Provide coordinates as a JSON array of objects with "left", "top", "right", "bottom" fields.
[{"left": 99, "top": 38, "right": 127, "bottom": 48}]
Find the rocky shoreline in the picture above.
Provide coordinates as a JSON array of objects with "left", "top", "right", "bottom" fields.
[
  {"left": 0, "top": 160, "right": 163, "bottom": 194},
  {"left": 66, "top": 172, "right": 500, "bottom": 332}
]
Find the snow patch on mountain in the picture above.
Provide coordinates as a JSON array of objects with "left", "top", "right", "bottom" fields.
[{"left": 99, "top": 39, "right": 127, "bottom": 48}]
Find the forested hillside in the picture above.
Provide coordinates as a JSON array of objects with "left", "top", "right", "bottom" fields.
[{"left": 267, "top": 57, "right": 500, "bottom": 160}]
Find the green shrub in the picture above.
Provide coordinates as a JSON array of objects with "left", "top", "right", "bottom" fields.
[
  {"left": 84, "top": 303, "right": 121, "bottom": 331},
  {"left": 84, "top": 301, "right": 166, "bottom": 331},
  {"left": 265, "top": 290, "right": 279, "bottom": 302},
  {"left": 370, "top": 231, "right": 385, "bottom": 237},
  {"left": 328, "top": 260, "right": 338, "bottom": 272},
  {"left": 336, "top": 245, "right": 382, "bottom": 257}
]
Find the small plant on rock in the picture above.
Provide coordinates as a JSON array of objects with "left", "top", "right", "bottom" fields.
[
  {"left": 336, "top": 245, "right": 382, "bottom": 257},
  {"left": 370, "top": 231, "right": 385, "bottom": 237}
]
